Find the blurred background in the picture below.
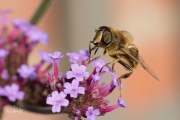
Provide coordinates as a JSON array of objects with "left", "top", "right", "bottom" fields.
[{"left": 1, "top": 0, "right": 180, "bottom": 120}]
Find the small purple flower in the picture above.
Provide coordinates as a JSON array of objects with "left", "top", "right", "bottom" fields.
[
  {"left": 92, "top": 59, "right": 109, "bottom": 72},
  {"left": 17, "top": 64, "right": 35, "bottom": 79},
  {"left": 48, "top": 51, "right": 64, "bottom": 60},
  {"left": 12, "top": 19, "right": 32, "bottom": 32},
  {"left": 4, "top": 83, "right": 25, "bottom": 102},
  {"left": 66, "top": 52, "right": 81, "bottom": 64},
  {"left": 92, "top": 73, "right": 102, "bottom": 82},
  {"left": 66, "top": 50, "right": 89, "bottom": 64},
  {"left": 0, "top": 49, "right": 9, "bottom": 58},
  {"left": 27, "top": 28, "right": 48, "bottom": 45},
  {"left": 74, "top": 109, "right": 81, "bottom": 115},
  {"left": 38, "top": 50, "right": 52, "bottom": 63},
  {"left": 48, "top": 51, "right": 64, "bottom": 76},
  {"left": 46, "top": 91, "right": 69, "bottom": 113},
  {"left": 1, "top": 69, "right": 9, "bottom": 80},
  {"left": 11, "top": 19, "right": 25, "bottom": 27},
  {"left": 101, "top": 97, "right": 126, "bottom": 113},
  {"left": 118, "top": 97, "right": 126, "bottom": 108},
  {"left": 78, "top": 50, "right": 89, "bottom": 61},
  {"left": 85, "top": 106, "right": 100, "bottom": 120},
  {"left": 26, "top": 28, "right": 41, "bottom": 42},
  {"left": 66, "top": 64, "right": 89, "bottom": 81},
  {"left": 64, "top": 79, "right": 85, "bottom": 98}
]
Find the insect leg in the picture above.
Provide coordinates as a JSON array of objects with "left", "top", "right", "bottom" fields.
[
  {"left": 87, "top": 54, "right": 102, "bottom": 65},
  {"left": 92, "top": 47, "right": 99, "bottom": 57},
  {"left": 118, "top": 60, "right": 133, "bottom": 79},
  {"left": 87, "top": 48, "right": 105, "bottom": 65},
  {"left": 112, "top": 62, "right": 116, "bottom": 72},
  {"left": 117, "top": 60, "right": 133, "bottom": 97},
  {"left": 88, "top": 41, "right": 99, "bottom": 63},
  {"left": 89, "top": 41, "right": 94, "bottom": 62},
  {"left": 99, "top": 59, "right": 118, "bottom": 73}
]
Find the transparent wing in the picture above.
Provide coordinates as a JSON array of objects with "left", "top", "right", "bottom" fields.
[
  {"left": 120, "top": 46, "right": 160, "bottom": 81},
  {"left": 121, "top": 30, "right": 133, "bottom": 41}
]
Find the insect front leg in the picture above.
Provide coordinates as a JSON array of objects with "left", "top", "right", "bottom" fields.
[
  {"left": 92, "top": 47, "right": 99, "bottom": 58},
  {"left": 87, "top": 48, "right": 105, "bottom": 65},
  {"left": 88, "top": 41, "right": 94, "bottom": 62}
]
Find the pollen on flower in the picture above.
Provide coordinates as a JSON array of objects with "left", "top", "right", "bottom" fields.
[{"left": 46, "top": 50, "right": 126, "bottom": 120}]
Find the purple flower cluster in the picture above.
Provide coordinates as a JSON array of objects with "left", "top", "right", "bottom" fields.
[
  {"left": 46, "top": 50, "right": 126, "bottom": 120},
  {"left": 0, "top": 83, "right": 24, "bottom": 102},
  {"left": 0, "top": 11, "right": 52, "bottom": 108}
]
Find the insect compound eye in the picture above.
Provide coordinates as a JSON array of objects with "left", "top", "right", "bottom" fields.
[{"left": 101, "top": 30, "right": 112, "bottom": 45}]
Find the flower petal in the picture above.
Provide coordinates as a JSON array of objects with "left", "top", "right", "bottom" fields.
[
  {"left": 93, "top": 109, "right": 100, "bottom": 115},
  {"left": 51, "top": 91, "right": 59, "bottom": 97},
  {"left": 79, "top": 65, "right": 86, "bottom": 72},
  {"left": 88, "top": 106, "right": 94, "bottom": 112},
  {"left": 83, "top": 71, "right": 89, "bottom": 77},
  {"left": 52, "top": 105, "right": 61, "bottom": 113},
  {"left": 118, "top": 97, "right": 126, "bottom": 108},
  {"left": 59, "top": 92, "right": 67, "bottom": 99},
  {"left": 71, "top": 64, "right": 79, "bottom": 72},
  {"left": 76, "top": 76, "right": 84, "bottom": 81},
  {"left": 72, "top": 80, "right": 79, "bottom": 88},
  {"left": 8, "top": 96, "right": 16, "bottom": 102},
  {"left": 64, "top": 89, "right": 70, "bottom": 94},
  {"left": 46, "top": 97, "right": 55, "bottom": 105},
  {"left": 54, "top": 51, "right": 61, "bottom": 57},
  {"left": 87, "top": 116, "right": 96, "bottom": 120},
  {"left": 11, "top": 83, "right": 19, "bottom": 91},
  {"left": 60, "top": 99, "right": 69, "bottom": 106},
  {"left": 77, "top": 87, "right": 85, "bottom": 94},
  {"left": 16, "top": 91, "right": 25, "bottom": 100},
  {"left": 66, "top": 71, "right": 74, "bottom": 79},
  {"left": 64, "top": 82, "right": 72, "bottom": 89},
  {"left": 70, "top": 92, "right": 78, "bottom": 98}
]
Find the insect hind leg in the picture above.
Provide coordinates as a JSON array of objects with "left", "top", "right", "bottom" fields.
[{"left": 118, "top": 60, "right": 133, "bottom": 79}]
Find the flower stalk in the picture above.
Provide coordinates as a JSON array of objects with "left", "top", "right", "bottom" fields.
[{"left": 30, "top": 0, "right": 53, "bottom": 25}]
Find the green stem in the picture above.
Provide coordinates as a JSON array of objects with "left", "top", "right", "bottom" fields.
[{"left": 30, "top": 0, "right": 53, "bottom": 25}]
